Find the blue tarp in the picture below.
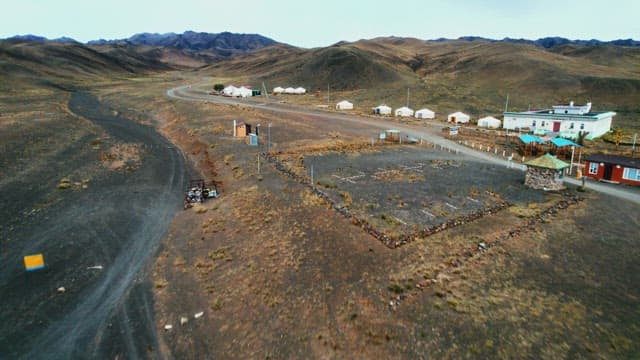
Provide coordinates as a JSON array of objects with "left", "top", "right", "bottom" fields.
[
  {"left": 519, "top": 134, "right": 546, "bottom": 144},
  {"left": 550, "top": 138, "right": 581, "bottom": 147}
]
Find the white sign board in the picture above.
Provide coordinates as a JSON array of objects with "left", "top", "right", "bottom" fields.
[{"left": 449, "top": 127, "right": 459, "bottom": 136}]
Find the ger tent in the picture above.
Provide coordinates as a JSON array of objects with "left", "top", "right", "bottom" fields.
[
  {"left": 273, "top": 86, "right": 284, "bottom": 94},
  {"left": 448, "top": 111, "right": 470, "bottom": 123},
  {"left": 415, "top": 108, "right": 435, "bottom": 119},
  {"left": 478, "top": 116, "right": 501, "bottom": 129},
  {"left": 336, "top": 100, "right": 353, "bottom": 110},
  {"left": 374, "top": 105, "right": 392, "bottom": 115},
  {"left": 395, "top": 106, "right": 414, "bottom": 117}
]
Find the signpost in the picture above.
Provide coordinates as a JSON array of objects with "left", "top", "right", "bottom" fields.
[{"left": 449, "top": 127, "right": 459, "bottom": 136}]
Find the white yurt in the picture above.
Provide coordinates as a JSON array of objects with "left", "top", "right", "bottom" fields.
[
  {"left": 294, "top": 87, "right": 306, "bottom": 94},
  {"left": 374, "top": 105, "right": 392, "bottom": 115},
  {"left": 415, "top": 108, "right": 435, "bottom": 119},
  {"left": 448, "top": 111, "right": 470, "bottom": 123},
  {"left": 273, "top": 86, "right": 284, "bottom": 94},
  {"left": 336, "top": 100, "right": 354, "bottom": 110},
  {"left": 395, "top": 106, "right": 414, "bottom": 117},
  {"left": 284, "top": 87, "right": 296, "bottom": 94},
  {"left": 478, "top": 116, "right": 502, "bottom": 129},
  {"left": 235, "top": 86, "right": 253, "bottom": 98},
  {"left": 222, "top": 85, "right": 237, "bottom": 97}
]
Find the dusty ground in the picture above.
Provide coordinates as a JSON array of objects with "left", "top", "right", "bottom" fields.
[
  {"left": 3, "top": 72, "right": 638, "bottom": 359},
  {"left": 98, "top": 75, "right": 640, "bottom": 358},
  {"left": 0, "top": 87, "right": 187, "bottom": 358}
]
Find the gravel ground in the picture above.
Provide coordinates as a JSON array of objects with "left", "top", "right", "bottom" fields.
[{"left": 0, "top": 92, "right": 188, "bottom": 359}]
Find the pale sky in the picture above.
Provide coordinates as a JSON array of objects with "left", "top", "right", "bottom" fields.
[{"left": 2, "top": 0, "right": 638, "bottom": 47}]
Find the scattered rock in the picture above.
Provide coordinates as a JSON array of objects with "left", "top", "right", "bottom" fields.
[
  {"left": 194, "top": 312, "right": 204, "bottom": 319},
  {"left": 164, "top": 324, "right": 173, "bottom": 331},
  {"left": 180, "top": 317, "right": 188, "bottom": 325},
  {"left": 57, "top": 287, "right": 66, "bottom": 293}
]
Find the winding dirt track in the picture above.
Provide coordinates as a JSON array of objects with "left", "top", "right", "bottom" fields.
[
  {"left": 0, "top": 92, "right": 187, "bottom": 359},
  {"left": 168, "top": 84, "right": 640, "bottom": 205}
]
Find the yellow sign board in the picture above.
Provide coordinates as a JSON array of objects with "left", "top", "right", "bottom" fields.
[{"left": 24, "top": 254, "right": 45, "bottom": 271}]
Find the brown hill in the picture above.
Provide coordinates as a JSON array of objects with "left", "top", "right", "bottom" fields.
[
  {"left": 202, "top": 37, "right": 639, "bottom": 126},
  {"left": 0, "top": 40, "right": 170, "bottom": 91}
]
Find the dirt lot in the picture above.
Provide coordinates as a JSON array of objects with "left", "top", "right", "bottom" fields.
[
  {"left": 98, "top": 75, "right": 639, "bottom": 358},
  {"left": 3, "top": 73, "right": 638, "bottom": 359},
  {"left": 0, "top": 88, "right": 187, "bottom": 358}
]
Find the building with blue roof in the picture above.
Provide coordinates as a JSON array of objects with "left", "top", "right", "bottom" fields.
[{"left": 503, "top": 101, "right": 615, "bottom": 139}]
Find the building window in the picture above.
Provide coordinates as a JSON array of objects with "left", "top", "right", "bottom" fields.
[
  {"left": 569, "top": 123, "right": 574, "bottom": 129},
  {"left": 565, "top": 110, "right": 568, "bottom": 114},
  {"left": 580, "top": 123, "right": 585, "bottom": 130},
  {"left": 622, "top": 168, "right": 640, "bottom": 181},
  {"left": 588, "top": 162, "right": 598, "bottom": 174},
  {"left": 532, "top": 120, "right": 536, "bottom": 127},
  {"left": 541, "top": 121, "right": 546, "bottom": 127}
]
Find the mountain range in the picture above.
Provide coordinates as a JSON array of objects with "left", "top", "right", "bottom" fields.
[{"left": 1, "top": 31, "right": 639, "bottom": 126}]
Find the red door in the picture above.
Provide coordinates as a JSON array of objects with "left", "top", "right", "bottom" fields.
[{"left": 553, "top": 121, "right": 561, "bottom": 132}]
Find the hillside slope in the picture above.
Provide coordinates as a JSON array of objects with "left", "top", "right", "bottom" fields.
[{"left": 202, "top": 37, "right": 640, "bottom": 124}]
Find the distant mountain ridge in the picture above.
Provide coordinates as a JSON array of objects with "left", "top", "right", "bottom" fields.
[
  {"left": 450, "top": 36, "right": 640, "bottom": 48},
  {"left": 88, "top": 31, "right": 278, "bottom": 56}
]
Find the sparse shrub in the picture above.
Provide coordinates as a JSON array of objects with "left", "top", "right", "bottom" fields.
[
  {"left": 211, "top": 298, "right": 223, "bottom": 310},
  {"left": 387, "top": 283, "right": 404, "bottom": 294},
  {"left": 339, "top": 191, "right": 352, "bottom": 207}
]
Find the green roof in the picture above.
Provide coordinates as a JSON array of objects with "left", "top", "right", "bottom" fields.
[{"left": 525, "top": 154, "right": 569, "bottom": 170}]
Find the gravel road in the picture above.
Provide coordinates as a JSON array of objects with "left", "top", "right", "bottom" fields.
[
  {"left": 168, "top": 84, "right": 640, "bottom": 205},
  {"left": 0, "top": 92, "right": 187, "bottom": 359}
]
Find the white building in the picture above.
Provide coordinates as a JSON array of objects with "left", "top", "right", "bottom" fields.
[
  {"left": 294, "top": 87, "right": 306, "bottom": 94},
  {"left": 373, "top": 105, "right": 392, "bottom": 115},
  {"left": 273, "top": 86, "right": 284, "bottom": 94},
  {"left": 478, "top": 116, "right": 502, "bottom": 129},
  {"left": 502, "top": 101, "right": 615, "bottom": 139},
  {"left": 222, "top": 85, "right": 237, "bottom": 97},
  {"left": 415, "top": 108, "right": 435, "bottom": 119},
  {"left": 448, "top": 111, "right": 470, "bottom": 123},
  {"left": 236, "top": 86, "right": 253, "bottom": 98},
  {"left": 395, "top": 106, "right": 414, "bottom": 117},
  {"left": 336, "top": 100, "right": 353, "bottom": 110}
]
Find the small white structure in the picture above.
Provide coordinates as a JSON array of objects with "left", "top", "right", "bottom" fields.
[
  {"left": 273, "top": 86, "right": 284, "bottom": 94},
  {"left": 222, "top": 85, "right": 237, "bottom": 97},
  {"left": 336, "top": 100, "right": 353, "bottom": 110},
  {"left": 284, "top": 87, "right": 296, "bottom": 94},
  {"left": 478, "top": 116, "right": 502, "bottom": 129},
  {"left": 294, "top": 87, "right": 306, "bottom": 94},
  {"left": 374, "top": 105, "right": 392, "bottom": 115},
  {"left": 236, "top": 86, "right": 252, "bottom": 98},
  {"left": 395, "top": 106, "right": 414, "bottom": 117},
  {"left": 223, "top": 85, "right": 252, "bottom": 98},
  {"left": 448, "top": 111, "right": 470, "bottom": 123},
  {"left": 415, "top": 108, "right": 435, "bottom": 119},
  {"left": 503, "top": 101, "right": 615, "bottom": 139}
]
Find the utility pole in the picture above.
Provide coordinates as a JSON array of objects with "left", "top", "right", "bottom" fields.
[
  {"left": 633, "top": 133, "right": 637, "bottom": 156},
  {"left": 569, "top": 146, "right": 575, "bottom": 175},
  {"left": 268, "top": 123, "right": 272, "bottom": 153},
  {"left": 406, "top": 87, "right": 410, "bottom": 107},
  {"left": 257, "top": 153, "right": 261, "bottom": 174},
  {"left": 504, "top": 94, "right": 509, "bottom": 113},
  {"left": 327, "top": 83, "right": 330, "bottom": 105},
  {"left": 262, "top": 81, "right": 268, "bottom": 100},
  {"left": 310, "top": 164, "right": 314, "bottom": 189}
]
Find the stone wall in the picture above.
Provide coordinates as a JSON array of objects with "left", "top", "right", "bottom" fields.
[{"left": 525, "top": 167, "right": 564, "bottom": 190}]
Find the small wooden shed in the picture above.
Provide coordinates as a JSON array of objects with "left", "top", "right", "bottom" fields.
[{"left": 524, "top": 154, "right": 569, "bottom": 190}]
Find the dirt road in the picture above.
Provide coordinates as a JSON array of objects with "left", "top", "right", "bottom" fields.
[
  {"left": 0, "top": 92, "right": 187, "bottom": 359},
  {"left": 168, "top": 85, "right": 640, "bottom": 205}
]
